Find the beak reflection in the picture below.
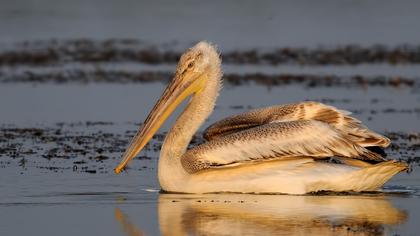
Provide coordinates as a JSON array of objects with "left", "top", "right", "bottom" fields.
[{"left": 115, "top": 208, "right": 145, "bottom": 236}]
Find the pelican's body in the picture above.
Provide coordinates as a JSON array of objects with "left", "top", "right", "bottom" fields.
[{"left": 115, "top": 41, "right": 407, "bottom": 194}]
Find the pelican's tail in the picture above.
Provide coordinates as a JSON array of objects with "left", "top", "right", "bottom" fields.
[
  {"left": 345, "top": 160, "right": 408, "bottom": 192},
  {"left": 308, "top": 160, "right": 408, "bottom": 193}
]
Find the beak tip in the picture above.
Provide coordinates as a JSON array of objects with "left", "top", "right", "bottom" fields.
[{"left": 114, "top": 167, "right": 122, "bottom": 174}]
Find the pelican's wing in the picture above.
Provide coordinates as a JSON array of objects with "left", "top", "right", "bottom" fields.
[
  {"left": 182, "top": 120, "right": 385, "bottom": 173},
  {"left": 204, "top": 101, "right": 390, "bottom": 148}
]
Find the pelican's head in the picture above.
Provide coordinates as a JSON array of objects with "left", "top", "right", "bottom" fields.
[{"left": 115, "top": 41, "right": 220, "bottom": 174}]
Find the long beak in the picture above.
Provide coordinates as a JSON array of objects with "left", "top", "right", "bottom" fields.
[{"left": 114, "top": 74, "right": 205, "bottom": 174}]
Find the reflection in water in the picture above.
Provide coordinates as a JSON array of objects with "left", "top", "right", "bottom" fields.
[
  {"left": 115, "top": 208, "right": 145, "bottom": 236},
  {"left": 116, "top": 194, "right": 407, "bottom": 236}
]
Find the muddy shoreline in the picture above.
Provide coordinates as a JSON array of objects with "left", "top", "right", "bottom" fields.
[
  {"left": 1, "top": 39, "right": 420, "bottom": 66},
  {"left": 1, "top": 70, "right": 418, "bottom": 88},
  {"left": 1, "top": 123, "right": 419, "bottom": 175}
]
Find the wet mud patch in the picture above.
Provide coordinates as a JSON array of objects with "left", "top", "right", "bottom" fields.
[
  {"left": 1, "top": 39, "right": 420, "bottom": 66},
  {"left": 1, "top": 69, "right": 419, "bottom": 89},
  {"left": 1, "top": 122, "right": 419, "bottom": 175},
  {"left": 0, "top": 123, "right": 205, "bottom": 174}
]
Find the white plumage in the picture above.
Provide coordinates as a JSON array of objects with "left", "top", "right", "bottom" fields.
[{"left": 115, "top": 41, "right": 407, "bottom": 194}]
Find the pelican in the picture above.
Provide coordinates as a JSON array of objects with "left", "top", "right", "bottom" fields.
[{"left": 114, "top": 41, "right": 407, "bottom": 194}]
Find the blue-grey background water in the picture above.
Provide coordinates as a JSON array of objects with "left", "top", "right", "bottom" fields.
[{"left": 1, "top": 1, "right": 420, "bottom": 235}]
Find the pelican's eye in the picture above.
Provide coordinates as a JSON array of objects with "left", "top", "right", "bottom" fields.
[{"left": 187, "top": 62, "right": 194, "bottom": 69}]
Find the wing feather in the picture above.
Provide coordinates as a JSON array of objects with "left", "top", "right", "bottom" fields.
[
  {"left": 203, "top": 101, "right": 390, "bottom": 148},
  {"left": 182, "top": 120, "right": 384, "bottom": 173}
]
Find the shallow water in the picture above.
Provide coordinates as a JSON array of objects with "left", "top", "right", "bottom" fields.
[
  {"left": 2, "top": 192, "right": 420, "bottom": 236},
  {"left": 1, "top": 153, "right": 420, "bottom": 236},
  {"left": 0, "top": 83, "right": 419, "bottom": 131},
  {"left": 2, "top": 0, "right": 420, "bottom": 48},
  {"left": 2, "top": 1, "right": 420, "bottom": 235},
  {"left": 1, "top": 82, "right": 420, "bottom": 235}
]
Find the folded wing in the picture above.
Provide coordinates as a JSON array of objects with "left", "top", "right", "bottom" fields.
[
  {"left": 182, "top": 120, "right": 384, "bottom": 174},
  {"left": 203, "top": 101, "right": 390, "bottom": 148}
]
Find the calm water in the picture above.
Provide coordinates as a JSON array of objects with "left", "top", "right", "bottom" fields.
[
  {"left": 1, "top": 0, "right": 420, "bottom": 49},
  {"left": 1, "top": 0, "right": 420, "bottom": 235},
  {"left": 0, "top": 83, "right": 419, "bottom": 235}
]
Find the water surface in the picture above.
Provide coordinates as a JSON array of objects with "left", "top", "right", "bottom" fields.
[{"left": 1, "top": 1, "right": 420, "bottom": 235}]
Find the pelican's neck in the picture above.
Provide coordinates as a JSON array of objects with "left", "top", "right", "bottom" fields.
[{"left": 158, "top": 69, "right": 221, "bottom": 190}]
